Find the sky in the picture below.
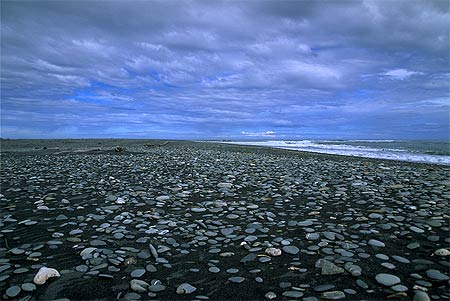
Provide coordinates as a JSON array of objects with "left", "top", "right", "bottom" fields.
[{"left": 1, "top": 0, "right": 449, "bottom": 140}]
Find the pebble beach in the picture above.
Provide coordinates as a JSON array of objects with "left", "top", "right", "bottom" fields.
[{"left": 0, "top": 139, "right": 449, "bottom": 300}]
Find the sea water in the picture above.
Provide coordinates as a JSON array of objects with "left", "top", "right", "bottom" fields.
[{"left": 216, "top": 140, "right": 450, "bottom": 165}]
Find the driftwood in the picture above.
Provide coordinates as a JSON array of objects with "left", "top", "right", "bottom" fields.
[{"left": 144, "top": 141, "right": 170, "bottom": 148}]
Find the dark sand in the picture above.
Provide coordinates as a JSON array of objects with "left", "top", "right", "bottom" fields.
[{"left": 0, "top": 139, "right": 449, "bottom": 301}]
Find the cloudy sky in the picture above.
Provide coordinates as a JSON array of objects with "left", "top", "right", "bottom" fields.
[{"left": 1, "top": 1, "right": 449, "bottom": 139}]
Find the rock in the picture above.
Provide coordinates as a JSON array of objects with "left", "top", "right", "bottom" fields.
[
  {"left": 265, "top": 248, "right": 282, "bottom": 257},
  {"left": 90, "top": 240, "right": 106, "bottom": 247},
  {"left": 10, "top": 248, "right": 25, "bottom": 255},
  {"left": 209, "top": 267, "right": 220, "bottom": 273},
  {"left": 265, "top": 292, "right": 277, "bottom": 299},
  {"left": 368, "top": 213, "right": 383, "bottom": 219},
  {"left": 297, "top": 220, "right": 313, "bottom": 227},
  {"left": 156, "top": 195, "right": 170, "bottom": 201},
  {"left": 80, "top": 247, "right": 96, "bottom": 256},
  {"left": 368, "top": 239, "right": 385, "bottom": 247},
  {"left": 33, "top": 267, "right": 61, "bottom": 285},
  {"left": 191, "top": 207, "right": 206, "bottom": 213},
  {"left": 375, "top": 273, "right": 401, "bottom": 286},
  {"left": 125, "top": 292, "right": 141, "bottom": 300},
  {"left": 176, "top": 283, "right": 197, "bottom": 294},
  {"left": 55, "top": 214, "right": 68, "bottom": 221},
  {"left": 131, "top": 269, "right": 146, "bottom": 278},
  {"left": 356, "top": 279, "right": 368, "bottom": 289},
  {"left": 130, "top": 279, "right": 150, "bottom": 293},
  {"left": 344, "top": 263, "right": 362, "bottom": 276},
  {"left": 313, "top": 284, "right": 335, "bottom": 292},
  {"left": 306, "top": 233, "right": 320, "bottom": 240},
  {"left": 391, "top": 284, "right": 408, "bottom": 292},
  {"left": 241, "top": 253, "right": 257, "bottom": 263},
  {"left": 21, "top": 283, "right": 36, "bottom": 292},
  {"left": 322, "top": 291, "right": 346, "bottom": 299},
  {"left": 282, "top": 246, "right": 299, "bottom": 255},
  {"left": 229, "top": 276, "right": 246, "bottom": 283},
  {"left": 413, "top": 291, "right": 431, "bottom": 301},
  {"left": 321, "top": 260, "right": 344, "bottom": 275},
  {"left": 434, "top": 248, "right": 450, "bottom": 256},
  {"left": 148, "top": 284, "right": 166, "bottom": 292},
  {"left": 425, "top": 269, "right": 449, "bottom": 281},
  {"left": 149, "top": 244, "right": 158, "bottom": 259},
  {"left": 75, "top": 265, "right": 89, "bottom": 273},
  {"left": 282, "top": 291, "right": 303, "bottom": 298},
  {"left": 410, "top": 226, "right": 425, "bottom": 233},
  {"left": 217, "top": 182, "right": 232, "bottom": 189},
  {"left": 115, "top": 197, "right": 126, "bottom": 204},
  {"left": 6, "top": 285, "right": 21, "bottom": 297}
]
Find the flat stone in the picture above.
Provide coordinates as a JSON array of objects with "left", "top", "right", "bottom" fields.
[
  {"left": 314, "top": 284, "right": 335, "bottom": 292},
  {"left": 241, "top": 253, "right": 257, "bottom": 263},
  {"left": 229, "top": 276, "right": 246, "bottom": 283},
  {"left": 368, "top": 239, "right": 385, "bottom": 247},
  {"left": 282, "top": 246, "right": 299, "bottom": 255},
  {"left": 90, "top": 240, "right": 106, "bottom": 247},
  {"left": 391, "top": 284, "right": 408, "bottom": 292},
  {"left": 148, "top": 284, "right": 166, "bottom": 292},
  {"left": 322, "top": 291, "right": 346, "bottom": 300},
  {"left": 209, "top": 267, "right": 220, "bottom": 273},
  {"left": 426, "top": 269, "right": 449, "bottom": 281},
  {"left": 21, "top": 283, "right": 36, "bottom": 292},
  {"left": 413, "top": 291, "right": 431, "bottom": 301},
  {"left": 369, "top": 213, "right": 383, "bottom": 219},
  {"left": 410, "top": 226, "right": 425, "bottom": 233},
  {"left": 75, "top": 265, "right": 89, "bottom": 273},
  {"left": 6, "top": 285, "right": 21, "bottom": 298},
  {"left": 176, "top": 283, "right": 197, "bottom": 294},
  {"left": 125, "top": 292, "right": 141, "bottom": 300},
  {"left": 10, "top": 248, "right": 25, "bottom": 255},
  {"left": 131, "top": 269, "right": 146, "bottom": 278},
  {"left": 306, "top": 233, "right": 320, "bottom": 240},
  {"left": 282, "top": 291, "right": 303, "bottom": 298},
  {"left": 321, "top": 260, "right": 344, "bottom": 275},
  {"left": 375, "top": 273, "right": 401, "bottom": 286},
  {"left": 130, "top": 279, "right": 150, "bottom": 293},
  {"left": 146, "top": 264, "right": 157, "bottom": 272}
]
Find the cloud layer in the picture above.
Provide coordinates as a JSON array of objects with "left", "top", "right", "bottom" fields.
[{"left": 1, "top": 0, "right": 449, "bottom": 139}]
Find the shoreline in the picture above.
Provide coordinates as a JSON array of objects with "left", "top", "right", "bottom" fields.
[
  {"left": 0, "top": 139, "right": 449, "bottom": 300},
  {"left": 200, "top": 140, "right": 450, "bottom": 167},
  {"left": 1, "top": 139, "right": 449, "bottom": 169}
]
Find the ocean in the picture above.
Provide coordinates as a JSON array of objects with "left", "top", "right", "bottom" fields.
[{"left": 215, "top": 140, "right": 450, "bottom": 165}]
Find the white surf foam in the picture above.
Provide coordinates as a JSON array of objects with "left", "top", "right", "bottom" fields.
[{"left": 216, "top": 140, "right": 450, "bottom": 165}]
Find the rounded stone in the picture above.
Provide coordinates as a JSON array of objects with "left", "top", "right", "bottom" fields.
[
  {"left": 209, "top": 267, "right": 220, "bottom": 273},
  {"left": 229, "top": 276, "right": 245, "bottom": 283},
  {"left": 90, "top": 240, "right": 107, "bottom": 247},
  {"left": 21, "top": 283, "right": 36, "bottom": 292},
  {"left": 282, "top": 246, "right": 299, "bottom": 255},
  {"left": 176, "top": 283, "right": 197, "bottom": 294},
  {"left": 265, "top": 292, "right": 277, "bottom": 299},
  {"left": 375, "top": 273, "right": 401, "bottom": 286},
  {"left": 391, "top": 284, "right": 408, "bottom": 292},
  {"left": 6, "top": 285, "right": 21, "bottom": 298},
  {"left": 425, "top": 269, "right": 449, "bottom": 281},
  {"left": 413, "top": 291, "right": 431, "bottom": 301},
  {"left": 368, "top": 239, "right": 385, "bottom": 247},
  {"left": 131, "top": 269, "right": 146, "bottom": 278},
  {"left": 282, "top": 291, "right": 303, "bottom": 298}
]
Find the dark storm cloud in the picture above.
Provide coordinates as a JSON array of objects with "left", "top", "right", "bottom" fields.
[{"left": 1, "top": 0, "right": 449, "bottom": 139}]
